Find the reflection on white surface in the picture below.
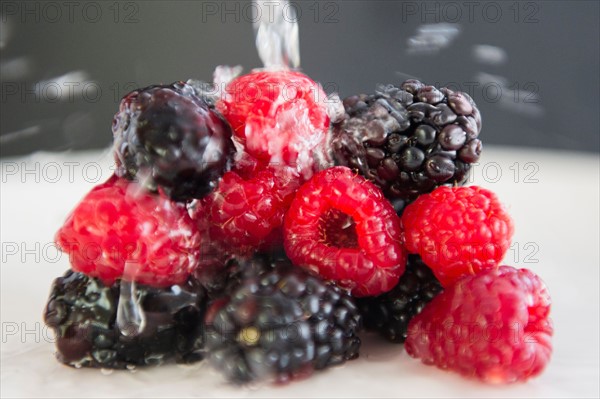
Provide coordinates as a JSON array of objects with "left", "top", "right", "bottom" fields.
[{"left": 1, "top": 147, "right": 599, "bottom": 398}]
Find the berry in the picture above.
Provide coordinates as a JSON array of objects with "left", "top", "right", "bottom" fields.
[
  {"left": 197, "top": 251, "right": 288, "bottom": 300},
  {"left": 332, "top": 80, "right": 482, "bottom": 207},
  {"left": 55, "top": 175, "right": 201, "bottom": 287},
  {"left": 216, "top": 70, "right": 332, "bottom": 179},
  {"left": 112, "top": 81, "right": 236, "bottom": 202},
  {"left": 204, "top": 254, "right": 362, "bottom": 383},
  {"left": 402, "top": 185, "right": 514, "bottom": 287},
  {"left": 43, "top": 270, "right": 206, "bottom": 369},
  {"left": 191, "top": 168, "right": 299, "bottom": 256},
  {"left": 405, "top": 266, "right": 553, "bottom": 384},
  {"left": 284, "top": 166, "right": 406, "bottom": 297},
  {"left": 357, "top": 255, "right": 442, "bottom": 343}
]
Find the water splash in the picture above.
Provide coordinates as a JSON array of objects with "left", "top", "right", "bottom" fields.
[
  {"left": 326, "top": 93, "right": 345, "bottom": 124},
  {"left": 186, "top": 66, "right": 242, "bottom": 106},
  {"left": 116, "top": 266, "right": 147, "bottom": 337},
  {"left": 0, "top": 57, "right": 31, "bottom": 80},
  {"left": 407, "top": 23, "right": 461, "bottom": 54},
  {"left": 34, "top": 70, "right": 95, "bottom": 102},
  {"left": 0, "top": 125, "right": 41, "bottom": 144},
  {"left": 472, "top": 45, "right": 508, "bottom": 65},
  {"left": 213, "top": 65, "right": 243, "bottom": 89},
  {"left": 253, "top": 0, "right": 300, "bottom": 69},
  {"left": 475, "top": 72, "right": 543, "bottom": 117}
]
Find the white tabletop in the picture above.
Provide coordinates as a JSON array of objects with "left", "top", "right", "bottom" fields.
[{"left": 1, "top": 146, "right": 599, "bottom": 398}]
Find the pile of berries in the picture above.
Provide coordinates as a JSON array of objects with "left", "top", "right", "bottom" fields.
[{"left": 44, "top": 70, "right": 552, "bottom": 385}]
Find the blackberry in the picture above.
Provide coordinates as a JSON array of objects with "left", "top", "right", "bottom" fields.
[
  {"left": 357, "top": 255, "right": 442, "bottom": 343},
  {"left": 43, "top": 270, "right": 206, "bottom": 369},
  {"left": 204, "top": 254, "right": 362, "bottom": 383},
  {"left": 112, "top": 81, "right": 236, "bottom": 202},
  {"left": 332, "top": 80, "right": 482, "bottom": 209},
  {"left": 196, "top": 251, "right": 287, "bottom": 300}
]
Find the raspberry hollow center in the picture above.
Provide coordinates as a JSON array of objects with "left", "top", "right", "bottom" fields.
[{"left": 318, "top": 209, "right": 358, "bottom": 248}]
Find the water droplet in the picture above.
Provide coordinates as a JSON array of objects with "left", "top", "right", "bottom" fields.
[
  {"left": 100, "top": 368, "right": 114, "bottom": 376},
  {"left": 472, "top": 45, "right": 508, "bottom": 65},
  {"left": 116, "top": 271, "right": 147, "bottom": 337},
  {"left": 406, "top": 23, "right": 461, "bottom": 54}
]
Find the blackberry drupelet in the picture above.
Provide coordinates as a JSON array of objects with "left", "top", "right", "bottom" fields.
[
  {"left": 197, "top": 251, "right": 287, "bottom": 300},
  {"left": 204, "top": 254, "right": 362, "bottom": 383},
  {"left": 357, "top": 255, "right": 442, "bottom": 343},
  {"left": 112, "top": 81, "right": 236, "bottom": 202},
  {"left": 43, "top": 270, "right": 207, "bottom": 369},
  {"left": 332, "top": 80, "right": 482, "bottom": 209}
]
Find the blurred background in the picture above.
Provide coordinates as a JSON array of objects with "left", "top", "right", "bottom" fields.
[{"left": 1, "top": 0, "right": 599, "bottom": 157}]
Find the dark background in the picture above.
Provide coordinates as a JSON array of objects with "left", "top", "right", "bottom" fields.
[{"left": 1, "top": 0, "right": 599, "bottom": 157}]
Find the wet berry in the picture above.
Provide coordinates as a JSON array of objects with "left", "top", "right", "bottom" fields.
[
  {"left": 204, "top": 254, "right": 361, "bottom": 383},
  {"left": 357, "top": 255, "right": 442, "bottom": 342},
  {"left": 217, "top": 70, "right": 332, "bottom": 179},
  {"left": 405, "top": 266, "right": 553, "bottom": 384},
  {"left": 55, "top": 175, "right": 201, "bottom": 287},
  {"left": 402, "top": 186, "right": 514, "bottom": 287},
  {"left": 113, "top": 81, "right": 236, "bottom": 202},
  {"left": 332, "top": 80, "right": 482, "bottom": 208},
  {"left": 43, "top": 270, "right": 206, "bottom": 369},
  {"left": 284, "top": 166, "right": 406, "bottom": 297}
]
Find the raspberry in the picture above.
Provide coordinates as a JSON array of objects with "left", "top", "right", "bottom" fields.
[
  {"left": 112, "top": 81, "right": 236, "bottom": 202},
  {"left": 402, "top": 186, "right": 514, "bottom": 287},
  {"left": 44, "top": 270, "right": 206, "bottom": 368},
  {"left": 55, "top": 175, "right": 201, "bottom": 287},
  {"left": 284, "top": 166, "right": 406, "bottom": 297},
  {"left": 357, "top": 255, "right": 442, "bottom": 343},
  {"left": 332, "top": 80, "right": 482, "bottom": 208},
  {"left": 191, "top": 168, "right": 299, "bottom": 256},
  {"left": 205, "top": 253, "right": 361, "bottom": 383},
  {"left": 405, "top": 266, "right": 553, "bottom": 384},
  {"left": 216, "top": 70, "right": 332, "bottom": 179}
]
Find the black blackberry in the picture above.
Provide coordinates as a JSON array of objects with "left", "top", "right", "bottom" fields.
[
  {"left": 112, "top": 81, "right": 236, "bottom": 202},
  {"left": 357, "top": 255, "right": 442, "bottom": 343},
  {"left": 196, "top": 251, "right": 288, "bottom": 300},
  {"left": 332, "top": 80, "right": 482, "bottom": 210},
  {"left": 204, "top": 254, "right": 362, "bottom": 383},
  {"left": 43, "top": 270, "right": 207, "bottom": 369}
]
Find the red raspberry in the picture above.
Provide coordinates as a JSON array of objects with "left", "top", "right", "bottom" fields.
[
  {"left": 191, "top": 168, "right": 299, "bottom": 256},
  {"left": 402, "top": 186, "right": 514, "bottom": 287},
  {"left": 55, "top": 175, "right": 201, "bottom": 287},
  {"left": 284, "top": 166, "right": 406, "bottom": 297},
  {"left": 405, "top": 266, "right": 553, "bottom": 384},
  {"left": 216, "top": 70, "right": 332, "bottom": 179}
]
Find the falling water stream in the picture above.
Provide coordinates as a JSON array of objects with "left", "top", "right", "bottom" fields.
[
  {"left": 116, "top": 263, "right": 147, "bottom": 337},
  {"left": 253, "top": 0, "right": 300, "bottom": 69}
]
